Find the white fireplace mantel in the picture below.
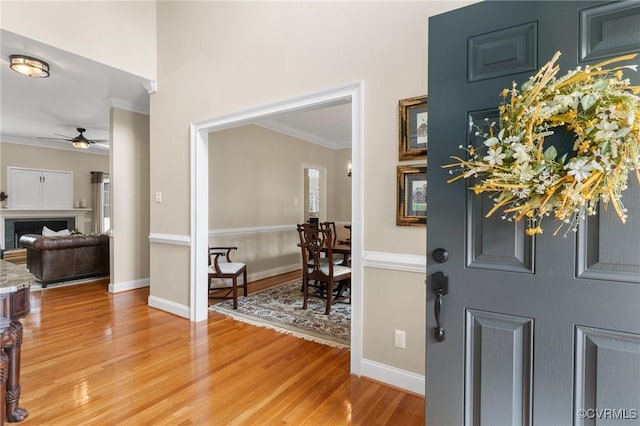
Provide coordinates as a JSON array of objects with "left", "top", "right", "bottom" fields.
[{"left": 0, "top": 208, "right": 92, "bottom": 250}]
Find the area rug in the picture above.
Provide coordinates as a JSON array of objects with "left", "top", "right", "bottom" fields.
[{"left": 209, "top": 279, "right": 350, "bottom": 348}]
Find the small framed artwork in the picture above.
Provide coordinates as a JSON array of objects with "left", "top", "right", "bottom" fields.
[
  {"left": 397, "top": 165, "right": 427, "bottom": 226},
  {"left": 399, "top": 95, "right": 428, "bottom": 161}
]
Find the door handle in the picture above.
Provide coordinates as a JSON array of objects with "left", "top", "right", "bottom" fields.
[{"left": 431, "top": 271, "right": 449, "bottom": 342}]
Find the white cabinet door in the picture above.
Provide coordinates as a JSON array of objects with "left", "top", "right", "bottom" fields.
[
  {"left": 8, "top": 167, "right": 73, "bottom": 209},
  {"left": 42, "top": 171, "right": 72, "bottom": 209},
  {"left": 8, "top": 168, "right": 43, "bottom": 209}
]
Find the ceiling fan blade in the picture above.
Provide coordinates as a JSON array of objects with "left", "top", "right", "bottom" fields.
[
  {"left": 54, "top": 133, "right": 74, "bottom": 138},
  {"left": 37, "top": 136, "right": 72, "bottom": 141},
  {"left": 89, "top": 139, "right": 109, "bottom": 143}
]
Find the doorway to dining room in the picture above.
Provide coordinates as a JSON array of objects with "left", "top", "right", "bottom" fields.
[{"left": 190, "top": 81, "right": 363, "bottom": 374}]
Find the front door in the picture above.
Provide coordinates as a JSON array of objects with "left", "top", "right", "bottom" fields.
[{"left": 427, "top": 2, "right": 640, "bottom": 425}]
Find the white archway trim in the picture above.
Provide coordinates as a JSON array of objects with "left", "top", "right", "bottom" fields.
[{"left": 189, "top": 81, "right": 364, "bottom": 375}]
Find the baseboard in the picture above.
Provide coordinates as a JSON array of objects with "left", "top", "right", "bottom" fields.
[
  {"left": 108, "top": 277, "right": 150, "bottom": 293},
  {"left": 361, "top": 358, "right": 425, "bottom": 396},
  {"left": 147, "top": 295, "right": 190, "bottom": 319}
]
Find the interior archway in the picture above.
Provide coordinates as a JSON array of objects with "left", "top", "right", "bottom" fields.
[{"left": 189, "top": 82, "right": 364, "bottom": 374}]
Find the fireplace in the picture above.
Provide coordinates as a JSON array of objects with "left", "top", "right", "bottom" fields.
[{"left": 4, "top": 217, "right": 75, "bottom": 249}]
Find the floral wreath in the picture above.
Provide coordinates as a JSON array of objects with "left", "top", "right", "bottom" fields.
[{"left": 444, "top": 51, "right": 640, "bottom": 236}]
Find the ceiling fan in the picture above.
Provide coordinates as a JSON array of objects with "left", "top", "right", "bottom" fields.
[{"left": 38, "top": 127, "right": 108, "bottom": 149}]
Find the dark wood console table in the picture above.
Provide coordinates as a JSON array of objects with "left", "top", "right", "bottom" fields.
[{"left": 0, "top": 259, "right": 33, "bottom": 424}]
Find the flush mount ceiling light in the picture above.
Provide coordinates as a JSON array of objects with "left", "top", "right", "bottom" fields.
[{"left": 9, "top": 54, "right": 50, "bottom": 78}]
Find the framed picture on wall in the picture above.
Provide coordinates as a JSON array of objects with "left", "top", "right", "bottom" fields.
[
  {"left": 399, "top": 95, "right": 428, "bottom": 160},
  {"left": 396, "top": 165, "right": 427, "bottom": 226}
]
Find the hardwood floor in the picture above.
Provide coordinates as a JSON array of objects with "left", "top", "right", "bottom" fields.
[{"left": 18, "top": 274, "right": 425, "bottom": 425}]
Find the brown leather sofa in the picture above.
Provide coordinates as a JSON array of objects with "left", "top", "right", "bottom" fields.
[{"left": 19, "top": 234, "right": 109, "bottom": 287}]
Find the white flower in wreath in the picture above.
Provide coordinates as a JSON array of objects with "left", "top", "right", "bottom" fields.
[
  {"left": 533, "top": 170, "right": 557, "bottom": 193},
  {"left": 504, "top": 135, "right": 522, "bottom": 144},
  {"left": 512, "top": 143, "right": 532, "bottom": 163},
  {"left": 555, "top": 93, "right": 579, "bottom": 109},
  {"left": 597, "top": 104, "right": 617, "bottom": 121},
  {"left": 594, "top": 119, "right": 619, "bottom": 141},
  {"left": 566, "top": 157, "right": 594, "bottom": 182},
  {"left": 516, "top": 164, "right": 536, "bottom": 182},
  {"left": 512, "top": 186, "right": 532, "bottom": 199},
  {"left": 483, "top": 146, "right": 507, "bottom": 165},
  {"left": 483, "top": 137, "right": 499, "bottom": 147}
]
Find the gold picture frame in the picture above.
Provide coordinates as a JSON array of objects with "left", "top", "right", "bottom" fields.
[
  {"left": 399, "top": 95, "right": 428, "bottom": 160},
  {"left": 397, "top": 165, "right": 427, "bottom": 226}
]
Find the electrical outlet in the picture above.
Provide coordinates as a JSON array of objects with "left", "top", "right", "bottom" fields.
[
  {"left": 394, "top": 329, "right": 406, "bottom": 349},
  {"left": 155, "top": 192, "right": 162, "bottom": 203}
]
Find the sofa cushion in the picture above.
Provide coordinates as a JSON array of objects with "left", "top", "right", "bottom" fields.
[{"left": 42, "top": 226, "right": 71, "bottom": 237}]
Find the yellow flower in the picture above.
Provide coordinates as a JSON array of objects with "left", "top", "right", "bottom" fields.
[
  {"left": 578, "top": 141, "right": 591, "bottom": 153},
  {"left": 525, "top": 226, "right": 543, "bottom": 235}
]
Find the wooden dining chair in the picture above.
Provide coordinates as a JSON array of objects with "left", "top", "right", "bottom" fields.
[
  {"left": 208, "top": 246, "right": 247, "bottom": 309},
  {"left": 299, "top": 223, "right": 351, "bottom": 315}
]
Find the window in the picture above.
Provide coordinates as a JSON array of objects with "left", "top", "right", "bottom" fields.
[
  {"left": 102, "top": 177, "right": 110, "bottom": 232},
  {"left": 308, "top": 168, "right": 320, "bottom": 217}
]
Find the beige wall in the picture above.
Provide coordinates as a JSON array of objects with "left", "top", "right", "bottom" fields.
[
  {"left": 151, "top": 2, "right": 470, "bottom": 376},
  {"left": 110, "top": 108, "right": 150, "bottom": 286},
  {"left": 208, "top": 124, "right": 351, "bottom": 280},
  {"left": 0, "top": 1, "right": 157, "bottom": 80},
  {"left": 0, "top": 141, "right": 108, "bottom": 218}
]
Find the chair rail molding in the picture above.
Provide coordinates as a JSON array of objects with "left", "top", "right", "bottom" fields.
[
  {"left": 362, "top": 251, "right": 426, "bottom": 274},
  {"left": 148, "top": 232, "right": 191, "bottom": 246},
  {"left": 209, "top": 224, "right": 294, "bottom": 238}
]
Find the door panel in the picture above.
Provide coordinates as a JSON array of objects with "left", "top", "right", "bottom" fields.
[
  {"left": 465, "top": 310, "right": 533, "bottom": 426},
  {"left": 579, "top": 2, "right": 640, "bottom": 62},
  {"left": 576, "top": 181, "right": 640, "bottom": 282},
  {"left": 427, "top": 2, "right": 640, "bottom": 425},
  {"left": 466, "top": 110, "right": 535, "bottom": 274},
  {"left": 574, "top": 327, "right": 640, "bottom": 425},
  {"left": 467, "top": 21, "right": 538, "bottom": 82}
]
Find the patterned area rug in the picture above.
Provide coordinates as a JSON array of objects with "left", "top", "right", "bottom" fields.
[{"left": 209, "top": 279, "right": 350, "bottom": 348}]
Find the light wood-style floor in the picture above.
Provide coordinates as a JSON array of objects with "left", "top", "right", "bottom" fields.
[{"left": 17, "top": 272, "right": 425, "bottom": 425}]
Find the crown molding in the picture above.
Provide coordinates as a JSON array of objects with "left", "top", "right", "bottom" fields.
[
  {"left": 103, "top": 97, "right": 149, "bottom": 116},
  {"left": 0, "top": 136, "right": 109, "bottom": 156},
  {"left": 143, "top": 80, "right": 157, "bottom": 95},
  {"left": 255, "top": 118, "right": 350, "bottom": 150}
]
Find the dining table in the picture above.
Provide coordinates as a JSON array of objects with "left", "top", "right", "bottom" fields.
[{"left": 325, "top": 240, "right": 351, "bottom": 266}]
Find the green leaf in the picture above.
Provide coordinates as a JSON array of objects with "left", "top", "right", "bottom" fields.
[
  {"left": 543, "top": 145, "right": 558, "bottom": 161},
  {"left": 560, "top": 153, "right": 568, "bottom": 164},
  {"left": 593, "top": 79, "right": 609, "bottom": 90},
  {"left": 616, "top": 127, "right": 631, "bottom": 138},
  {"left": 580, "top": 94, "right": 597, "bottom": 111}
]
